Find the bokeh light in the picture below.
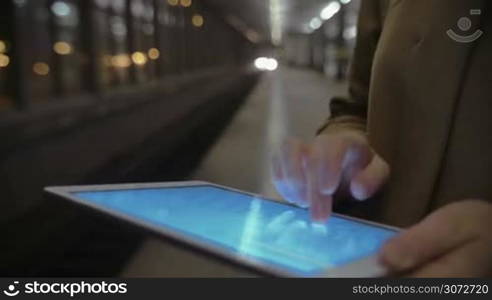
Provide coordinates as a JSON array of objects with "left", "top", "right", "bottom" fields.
[
  {"left": 131, "top": 51, "right": 147, "bottom": 66},
  {"left": 180, "top": 0, "right": 192, "bottom": 8},
  {"left": 148, "top": 48, "right": 160, "bottom": 60},
  {"left": 53, "top": 41, "right": 73, "bottom": 55},
  {"left": 0, "top": 54, "right": 10, "bottom": 68},
  {"left": 167, "top": 0, "right": 178, "bottom": 6},
  {"left": 111, "top": 54, "right": 131, "bottom": 68},
  {"left": 192, "top": 14, "right": 204, "bottom": 27},
  {"left": 33, "top": 62, "right": 50, "bottom": 75},
  {"left": 0, "top": 41, "right": 6, "bottom": 53}
]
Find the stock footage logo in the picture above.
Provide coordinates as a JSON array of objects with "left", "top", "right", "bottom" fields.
[
  {"left": 447, "top": 9, "right": 483, "bottom": 43},
  {"left": 2, "top": 280, "right": 128, "bottom": 298},
  {"left": 3, "top": 281, "right": 20, "bottom": 297}
]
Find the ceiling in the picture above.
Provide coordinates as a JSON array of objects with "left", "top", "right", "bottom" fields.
[{"left": 204, "top": 0, "right": 360, "bottom": 44}]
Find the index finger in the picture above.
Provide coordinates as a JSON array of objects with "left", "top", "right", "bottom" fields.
[{"left": 305, "top": 151, "right": 333, "bottom": 222}]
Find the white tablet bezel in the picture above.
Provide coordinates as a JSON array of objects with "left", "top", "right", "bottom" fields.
[{"left": 44, "top": 181, "right": 400, "bottom": 278}]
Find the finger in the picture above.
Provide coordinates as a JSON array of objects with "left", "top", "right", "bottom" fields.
[
  {"left": 317, "top": 193, "right": 333, "bottom": 222},
  {"left": 271, "top": 142, "right": 308, "bottom": 207},
  {"left": 409, "top": 239, "right": 492, "bottom": 277},
  {"left": 271, "top": 152, "right": 288, "bottom": 199},
  {"left": 280, "top": 138, "right": 309, "bottom": 206},
  {"left": 273, "top": 179, "right": 307, "bottom": 207},
  {"left": 350, "top": 154, "right": 390, "bottom": 201},
  {"left": 305, "top": 154, "right": 333, "bottom": 222},
  {"left": 311, "top": 135, "right": 349, "bottom": 195},
  {"left": 379, "top": 204, "right": 476, "bottom": 273},
  {"left": 271, "top": 151, "right": 284, "bottom": 181}
]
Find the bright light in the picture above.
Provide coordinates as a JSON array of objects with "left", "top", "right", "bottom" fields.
[
  {"left": 321, "top": 1, "right": 341, "bottom": 20},
  {"left": 131, "top": 51, "right": 147, "bottom": 66},
  {"left": 344, "top": 25, "right": 357, "bottom": 39},
  {"left": 254, "top": 57, "right": 278, "bottom": 72},
  {"left": 111, "top": 54, "right": 132, "bottom": 68},
  {"left": 255, "top": 57, "right": 268, "bottom": 70},
  {"left": 0, "top": 54, "right": 9, "bottom": 68},
  {"left": 0, "top": 41, "right": 6, "bottom": 53},
  {"left": 192, "top": 14, "right": 204, "bottom": 27},
  {"left": 309, "top": 17, "right": 322, "bottom": 30},
  {"left": 33, "top": 62, "right": 50, "bottom": 75},
  {"left": 180, "top": 0, "right": 192, "bottom": 7},
  {"left": 148, "top": 48, "right": 160, "bottom": 60},
  {"left": 265, "top": 58, "right": 278, "bottom": 71},
  {"left": 340, "top": 0, "right": 351, "bottom": 4},
  {"left": 53, "top": 41, "right": 73, "bottom": 55},
  {"left": 51, "top": 1, "right": 71, "bottom": 17},
  {"left": 270, "top": 0, "right": 284, "bottom": 45},
  {"left": 167, "top": 0, "right": 178, "bottom": 6}
]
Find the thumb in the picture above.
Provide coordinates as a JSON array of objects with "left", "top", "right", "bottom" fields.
[
  {"left": 350, "top": 154, "right": 390, "bottom": 201},
  {"left": 379, "top": 202, "right": 476, "bottom": 273}
]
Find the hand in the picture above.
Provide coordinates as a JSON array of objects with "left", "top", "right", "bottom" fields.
[
  {"left": 380, "top": 200, "right": 492, "bottom": 277},
  {"left": 271, "top": 130, "right": 390, "bottom": 222}
]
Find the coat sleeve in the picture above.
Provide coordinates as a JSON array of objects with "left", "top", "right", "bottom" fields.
[{"left": 318, "top": 0, "right": 387, "bottom": 135}]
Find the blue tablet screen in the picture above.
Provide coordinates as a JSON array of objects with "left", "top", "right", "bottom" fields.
[{"left": 73, "top": 185, "right": 396, "bottom": 276}]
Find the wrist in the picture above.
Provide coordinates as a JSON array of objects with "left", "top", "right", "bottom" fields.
[{"left": 317, "top": 115, "right": 367, "bottom": 136}]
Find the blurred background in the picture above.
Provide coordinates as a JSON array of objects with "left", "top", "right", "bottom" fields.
[{"left": 0, "top": 0, "right": 360, "bottom": 276}]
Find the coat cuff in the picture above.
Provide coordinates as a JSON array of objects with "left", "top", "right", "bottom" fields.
[{"left": 317, "top": 97, "right": 368, "bottom": 135}]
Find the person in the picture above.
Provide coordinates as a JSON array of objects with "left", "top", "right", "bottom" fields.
[{"left": 272, "top": 0, "right": 492, "bottom": 277}]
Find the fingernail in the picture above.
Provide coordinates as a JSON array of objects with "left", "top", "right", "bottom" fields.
[
  {"left": 311, "top": 208, "right": 326, "bottom": 223},
  {"left": 320, "top": 184, "right": 337, "bottom": 196},
  {"left": 351, "top": 182, "right": 367, "bottom": 201},
  {"left": 319, "top": 172, "right": 338, "bottom": 195},
  {"left": 381, "top": 246, "right": 416, "bottom": 272}
]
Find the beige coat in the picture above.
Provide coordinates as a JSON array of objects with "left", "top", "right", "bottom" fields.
[{"left": 322, "top": 0, "right": 492, "bottom": 227}]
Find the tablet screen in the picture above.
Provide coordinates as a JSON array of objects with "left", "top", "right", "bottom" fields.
[{"left": 72, "top": 185, "right": 396, "bottom": 276}]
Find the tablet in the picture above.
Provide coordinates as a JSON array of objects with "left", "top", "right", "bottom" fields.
[{"left": 44, "top": 181, "right": 399, "bottom": 277}]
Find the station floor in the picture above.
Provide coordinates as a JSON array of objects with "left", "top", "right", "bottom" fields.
[{"left": 121, "top": 65, "right": 348, "bottom": 277}]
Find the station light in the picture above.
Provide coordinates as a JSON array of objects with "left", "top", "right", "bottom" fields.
[
  {"left": 320, "top": 1, "right": 341, "bottom": 20},
  {"left": 53, "top": 41, "right": 73, "bottom": 55},
  {"left": 344, "top": 25, "right": 357, "bottom": 39},
  {"left": 0, "top": 41, "right": 6, "bottom": 53},
  {"left": 0, "top": 54, "right": 9, "bottom": 68},
  {"left": 309, "top": 17, "right": 322, "bottom": 30},
  {"left": 33, "top": 62, "right": 50, "bottom": 75},
  {"left": 148, "top": 48, "right": 160, "bottom": 60},
  {"left": 132, "top": 51, "right": 147, "bottom": 66},
  {"left": 111, "top": 54, "right": 132, "bottom": 68},
  {"left": 51, "top": 1, "right": 71, "bottom": 17},
  {"left": 254, "top": 57, "right": 278, "bottom": 72},
  {"left": 180, "top": 0, "right": 192, "bottom": 8},
  {"left": 192, "top": 14, "right": 204, "bottom": 27}
]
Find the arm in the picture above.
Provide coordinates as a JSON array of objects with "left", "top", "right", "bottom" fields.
[{"left": 318, "top": 0, "right": 387, "bottom": 135}]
